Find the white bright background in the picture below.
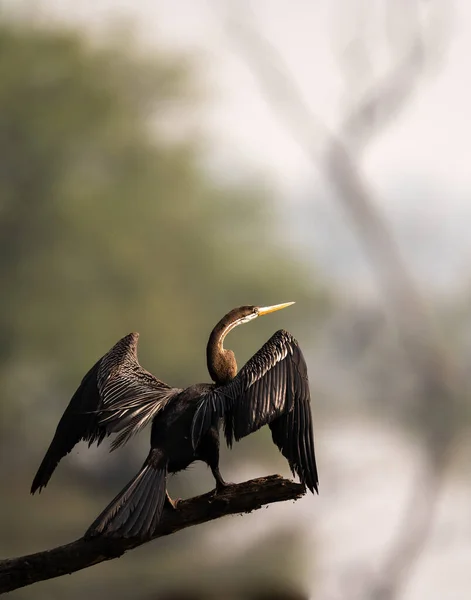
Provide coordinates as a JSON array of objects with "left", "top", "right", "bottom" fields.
[{"left": 23, "top": 0, "right": 471, "bottom": 297}]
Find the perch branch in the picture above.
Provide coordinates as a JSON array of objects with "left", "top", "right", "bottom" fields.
[{"left": 0, "top": 475, "right": 305, "bottom": 595}]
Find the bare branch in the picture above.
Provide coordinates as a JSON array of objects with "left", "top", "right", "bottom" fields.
[
  {"left": 215, "top": 7, "right": 429, "bottom": 336},
  {"left": 333, "top": 0, "right": 450, "bottom": 151},
  {"left": 341, "top": 37, "right": 424, "bottom": 150},
  {"left": 213, "top": 4, "right": 459, "bottom": 600},
  {"left": 0, "top": 475, "right": 306, "bottom": 595},
  {"left": 364, "top": 454, "right": 446, "bottom": 600},
  {"left": 339, "top": 0, "right": 426, "bottom": 149}
]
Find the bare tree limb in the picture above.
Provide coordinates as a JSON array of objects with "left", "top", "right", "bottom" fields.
[
  {"left": 338, "top": 0, "right": 426, "bottom": 151},
  {"left": 214, "top": 4, "right": 459, "bottom": 600},
  {"left": 363, "top": 453, "right": 446, "bottom": 600},
  {"left": 0, "top": 475, "right": 305, "bottom": 595},
  {"left": 217, "top": 3, "right": 438, "bottom": 343}
]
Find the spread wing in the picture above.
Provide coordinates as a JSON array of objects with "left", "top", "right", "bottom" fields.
[
  {"left": 192, "top": 329, "right": 318, "bottom": 493},
  {"left": 31, "top": 333, "right": 181, "bottom": 493}
]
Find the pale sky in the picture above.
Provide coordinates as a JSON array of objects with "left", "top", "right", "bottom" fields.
[
  {"left": 33, "top": 0, "right": 471, "bottom": 196},
  {"left": 14, "top": 0, "right": 471, "bottom": 291}
]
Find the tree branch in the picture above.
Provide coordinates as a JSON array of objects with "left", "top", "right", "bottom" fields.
[
  {"left": 0, "top": 475, "right": 305, "bottom": 595},
  {"left": 213, "top": 4, "right": 458, "bottom": 599}
]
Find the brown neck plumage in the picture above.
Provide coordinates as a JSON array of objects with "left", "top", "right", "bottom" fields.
[
  {"left": 206, "top": 303, "right": 294, "bottom": 385},
  {"left": 206, "top": 312, "right": 240, "bottom": 385}
]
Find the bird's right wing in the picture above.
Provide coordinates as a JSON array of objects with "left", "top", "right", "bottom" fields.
[
  {"left": 192, "top": 329, "right": 318, "bottom": 493},
  {"left": 31, "top": 333, "right": 181, "bottom": 493}
]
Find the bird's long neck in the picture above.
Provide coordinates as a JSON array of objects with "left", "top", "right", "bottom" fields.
[{"left": 206, "top": 315, "right": 238, "bottom": 386}]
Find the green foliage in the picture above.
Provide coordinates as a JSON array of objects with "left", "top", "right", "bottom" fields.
[{"left": 0, "top": 19, "right": 326, "bottom": 436}]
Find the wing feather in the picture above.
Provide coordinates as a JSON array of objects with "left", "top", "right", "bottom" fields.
[
  {"left": 192, "top": 329, "right": 318, "bottom": 493},
  {"left": 31, "top": 333, "right": 180, "bottom": 493}
]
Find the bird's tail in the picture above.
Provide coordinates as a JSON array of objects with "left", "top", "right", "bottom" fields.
[{"left": 85, "top": 450, "right": 167, "bottom": 540}]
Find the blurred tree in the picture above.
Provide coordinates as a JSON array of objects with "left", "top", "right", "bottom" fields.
[
  {"left": 0, "top": 20, "right": 326, "bottom": 454},
  {"left": 0, "top": 18, "right": 326, "bottom": 600}
]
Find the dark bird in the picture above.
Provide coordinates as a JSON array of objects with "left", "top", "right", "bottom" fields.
[{"left": 31, "top": 302, "right": 318, "bottom": 539}]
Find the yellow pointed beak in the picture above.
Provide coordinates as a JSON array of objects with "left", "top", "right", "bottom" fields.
[{"left": 257, "top": 302, "right": 295, "bottom": 316}]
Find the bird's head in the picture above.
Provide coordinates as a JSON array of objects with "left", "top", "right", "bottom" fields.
[
  {"left": 207, "top": 302, "right": 295, "bottom": 384},
  {"left": 220, "top": 302, "right": 296, "bottom": 335}
]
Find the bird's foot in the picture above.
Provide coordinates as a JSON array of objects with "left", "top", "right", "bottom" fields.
[
  {"left": 165, "top": 492, "right": 181, "bottom": 510},
  {"left": 214, "top": 480, "right": 235, "bottom": 495}
]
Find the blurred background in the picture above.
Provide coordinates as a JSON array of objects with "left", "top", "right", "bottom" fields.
[{"left": 0, "top": 1, "right": 470, "bottom": 599}]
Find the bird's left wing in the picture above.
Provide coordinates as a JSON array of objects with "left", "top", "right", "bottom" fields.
[
  {"left": 191, "top": 330, "right": 318, "bottom": 493},
  {"left": 95, "top": 334, "right": 181, "bottom": 450},
  {"left": 31, "top": 333, "right": 181, "bottom": 493}
]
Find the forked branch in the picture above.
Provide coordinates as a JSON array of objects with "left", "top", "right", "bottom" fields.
[
  {"left": 0, "top": 475, "right": 305, "bottom": 595},
  {"left": 213, "top": 4, "right": 457, "bottom": 600}
]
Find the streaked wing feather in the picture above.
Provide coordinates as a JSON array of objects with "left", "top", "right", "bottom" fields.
[
  {"left": 192, "top": 329, "right": 318, "bottom": 492},
  {"left": 31, "top": 333, "right": 179, "bottom": 493},
  {"left": 94, "top": 335, "right": 181, "bottom": 448},
  {"left": 268, "top": 364, "right": 318, "bottom": 493}
]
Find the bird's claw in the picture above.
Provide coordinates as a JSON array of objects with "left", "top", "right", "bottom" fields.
[
  {"left": 214, "top": 481, "right": 235, "bottom": 495},
  {"left": 165, "top": 493, "right": 181, "bottom": 510}
]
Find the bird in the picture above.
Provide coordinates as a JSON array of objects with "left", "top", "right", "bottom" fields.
[{"left": 31, "top": 302, "right": 318, "bottom": 539}]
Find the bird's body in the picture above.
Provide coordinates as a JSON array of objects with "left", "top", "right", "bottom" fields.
[
  {"left": 32, "top": 303, "right": 318, "bottom": 539},
  {"left": 149, "top": 383, "right": 223, "bottom": 480}
]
